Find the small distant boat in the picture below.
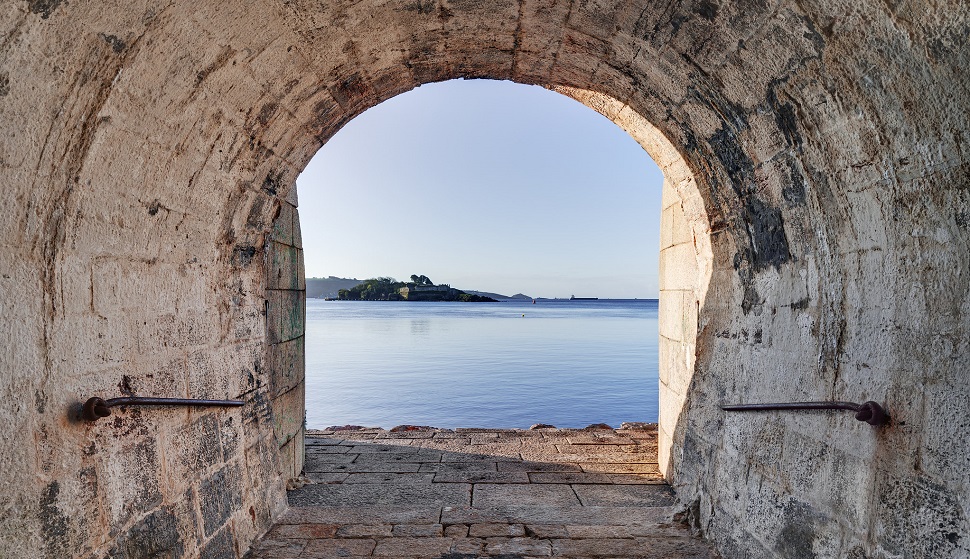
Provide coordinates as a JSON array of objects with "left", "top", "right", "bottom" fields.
[{"left": 570, "top": 295, "right": 598, "bottom": 300}]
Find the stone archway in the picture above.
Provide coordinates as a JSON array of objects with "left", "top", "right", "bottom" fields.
[{"left": 2, "top": 1, "right": 968, "bottom": 558}]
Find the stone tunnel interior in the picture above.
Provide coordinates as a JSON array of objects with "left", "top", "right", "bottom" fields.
[{"left": 1, "top": 0, "right": 968, "bottom": 558}]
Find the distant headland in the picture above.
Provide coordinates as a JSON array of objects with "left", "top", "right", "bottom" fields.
[
  {"left": 307, "top": 275, "right": 537, "bottom": 301},
  {"left": 324, "top": 275, "right": 498, "bottom": 302}
]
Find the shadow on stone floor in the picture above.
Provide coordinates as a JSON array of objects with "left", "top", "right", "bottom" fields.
[{"left": 247, "top": 427, "right": 718, "bottom": 558}]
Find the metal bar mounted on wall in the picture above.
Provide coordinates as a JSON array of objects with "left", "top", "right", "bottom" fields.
[
  {"left": 81, "top": 396, "right": 244, "bottom": 421},
  {"left": 721, "top": 400, "right": 889, "bottom": 426}
]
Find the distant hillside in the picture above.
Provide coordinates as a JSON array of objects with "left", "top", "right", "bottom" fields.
[
  {"left": 306, "top": 276, "right": 363, "bottom": 299},
  {"left": 309, "top": 279, "right": 533, "bottom": 301},
  {"left": 337, "top": 276, "right": 497, "bottom": 302}
]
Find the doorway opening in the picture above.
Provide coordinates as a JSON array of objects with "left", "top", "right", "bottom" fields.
[{"left": 295, "top": 79, "right": 663, "bottom": 431}]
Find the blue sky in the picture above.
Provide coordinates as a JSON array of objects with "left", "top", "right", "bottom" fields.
[{"left": 296, "top": 79, "right": 663, "bottom": 299}]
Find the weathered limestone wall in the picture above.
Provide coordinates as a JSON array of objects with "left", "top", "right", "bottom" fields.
[
  {"left": 0, "top": 3, "right": 298, "bottom": 556},
  {"left": 1, "top": 0, "right": 968, "bottom": 558}
]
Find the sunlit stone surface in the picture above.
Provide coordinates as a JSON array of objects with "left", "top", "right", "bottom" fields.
[{"left": 1, "top": 0, "right": 968, "bottom": 557}]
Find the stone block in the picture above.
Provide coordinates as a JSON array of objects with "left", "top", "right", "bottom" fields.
[
  {"left": 660, "top": 242, "right": 700, "bottom": 292},
  {"left": 267, "top": 242, "right": 301, "bottom": 291},
  {"left": 528, "top": 472, "right": 613, "bottom": 484},
  {"left": 287, "top": 482, "right": 470, "bottom": 507},
  {"left": 391, "top": 523, "right": 444, "bottom": 537},
  {"left": 580, "top": 463, "right": 660, "bottom": 474},
  {"left": 347, "top": 444, "right": 421, "bottom": 454},
  {"left": 315, "top": 459, "right": 422, "bottom": 474},
  {"left": 278, "top": 506, "right": 442, "bottom": 526},
  {"left": 443, "top": 524, "right": 469, "bottom": 537},
  {"left": 484, "top": 536, "right": 552, "bottom": 556},
  {"left": 280, "top": 290, "right": 305, "bottom": 342},
  {"left": 419, "top": 462, "right": 496, "bottom": 473},
  {"left": 272, "top": 380, "right": 304, "bottom": 447},
  {"left": 270, "top": 202, "right": 294, "bottom": 245},
  {"left": 112, "top": 506, "right": 183, "bottom": 559},
  {"left": 468, "top": 523, "right": 525, "bottom": 537},
  {"left": 658, "top": 290, "right": 685, "bottom": 342},
  {"left": 265, "top": 289, "right": 283, "bottom": 345},
  {"left": 874, "top": 472, "right": 968, "bottom": 559},
  {"left": 291, "top": 205, "right": 303, "bottom": 248},
  {"left": 433, "top": 471, "right": 529, "bottom": 484},
  {"left": 497, "top": 461, "right": 582, "bottom": 473},
  {"left": 371, "top": 537, "right": 454, "bottom": 556},
  {"left": 266, "top": 523, "right": 338, "bottom": 539},
  {"left": 199, "top": 466, "right": 243, "bottom": 537},
  {"left": 525, "top": 524, "right": 569, "bottom": 538},
  {"left": 335, "top": 523, "right": 393, "bottom": 537},
  {"left": 267, "top": 335, "right": 304, "bottom": 398},
  {"left": 200, "top": 528, "right": 236, "bottom": 559},
  {"left": 245, "top": 538, "right": 306, "bottom": 558},
  {"left": 572, "top": 484, "right": 676, "bottom": 507},
  {"left": 344, "top": 473, "right": 435, "bottom": 484},
  {"left": 165, "top": 414, "right": 223, "bottom": 480},
  {"left": 472, "top": 484, "right": 580, "bottom": 507},
  {"left": 302, "top": 538, "right": 376, "bottom": 557}
]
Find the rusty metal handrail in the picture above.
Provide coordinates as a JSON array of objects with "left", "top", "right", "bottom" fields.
[
  {"left": 82, "top": 396, "right": 244, "bottom": 421},
  {"left": 721, "top": 400, "right": 889, "bottom": 426}
]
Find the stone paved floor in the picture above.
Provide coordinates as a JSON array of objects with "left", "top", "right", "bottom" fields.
[{"left": 247, "top": 425, "right": 718, "bottom": 558}]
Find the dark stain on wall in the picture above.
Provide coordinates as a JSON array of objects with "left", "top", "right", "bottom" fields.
[
  {"left": 402, "top": 0, "right": 436, "bottom": 14},
  {"left": 329, "top": 73, "right": 370, "bottom": 111},
  {"left": 262, "top": 170, "right": 283, "bottom": 196},
  {"left": 696, "top": 0, "right": 719, "bottom": 21},
  {"left": 200, "top": 466, "right": 242, "bottom": 537},
  {"left": 246, "top": 196, "right": 266, "bottom": 228},
  {"left": 257, "top": 102, "right": 279, "bottom": 127},
  {"left": 0, "top": 73, "right": 9, "bottom": 97},
  {"left": 954, "top": 210, "right": 970, "bottom": 229},
  {"left": 110, "top": 506, "right": 182, "bottom": 559},
  {"left": 782, "top": 159, "right": 807, "bottom": 206},
  {"left": 708, "top": 125, "right": 791, "bottom": 298},
  {"left": 26, "top": 0, "right": 62, "bottom": 19},
  {"left": 39, "top": 481, "right": 70, "bottom": 556},
  {"left": 744, "top": 196, "right": 792, "bottom": 271},
  {"left": 233, "top": 245, "right": 259, "bottom": 267},
  {"left": 98, "top": 33, "right": 127, "bottom": 53},
  {"left": 775, "top": 502, "right": 821, "bottom": 558},
  {"left": 767, "top": 86, "right": 803, "bottom": 152},
  {"left": 709, "top": 127, "right": 754, "bottom": 197},
  {"left": 201, "top": 527, "right": 237, "bottom": 559},
  {"left": 877, "top": 474, "right": 968, "bottom": 558}
]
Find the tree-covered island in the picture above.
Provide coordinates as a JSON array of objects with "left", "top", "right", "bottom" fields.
[{"left": 336, "top": 275, "right": 498, "bottom": 302}]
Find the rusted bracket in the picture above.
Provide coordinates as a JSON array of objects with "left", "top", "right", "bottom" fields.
[
  {"left": 721, "top": 401, "right": 889, "bottom": 426},
  {"left": 81, "top": 396, "right": 244, "bottom": 422}
]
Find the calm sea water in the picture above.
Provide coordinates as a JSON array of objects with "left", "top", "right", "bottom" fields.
[{"left": 304, "top": 299, "right": 659, "bottom": 429}]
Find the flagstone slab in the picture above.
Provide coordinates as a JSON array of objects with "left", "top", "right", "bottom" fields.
[
  {"left": 288, "top": 482, "right": 471, "bottom": 507},
  {"left": 250, "top": 427, "right": 717, "bottom": 558}
]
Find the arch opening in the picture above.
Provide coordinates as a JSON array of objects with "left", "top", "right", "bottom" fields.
[
  {"left": 291, "top": 78, "right": 674, "bottom": 434},
  {"left": 264, "top": 77, "right": 710, "bottom": 486}
]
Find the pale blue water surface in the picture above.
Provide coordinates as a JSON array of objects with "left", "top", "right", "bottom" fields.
[{"left": 304, "top": 299, "right": 659, "bottom": 429}]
